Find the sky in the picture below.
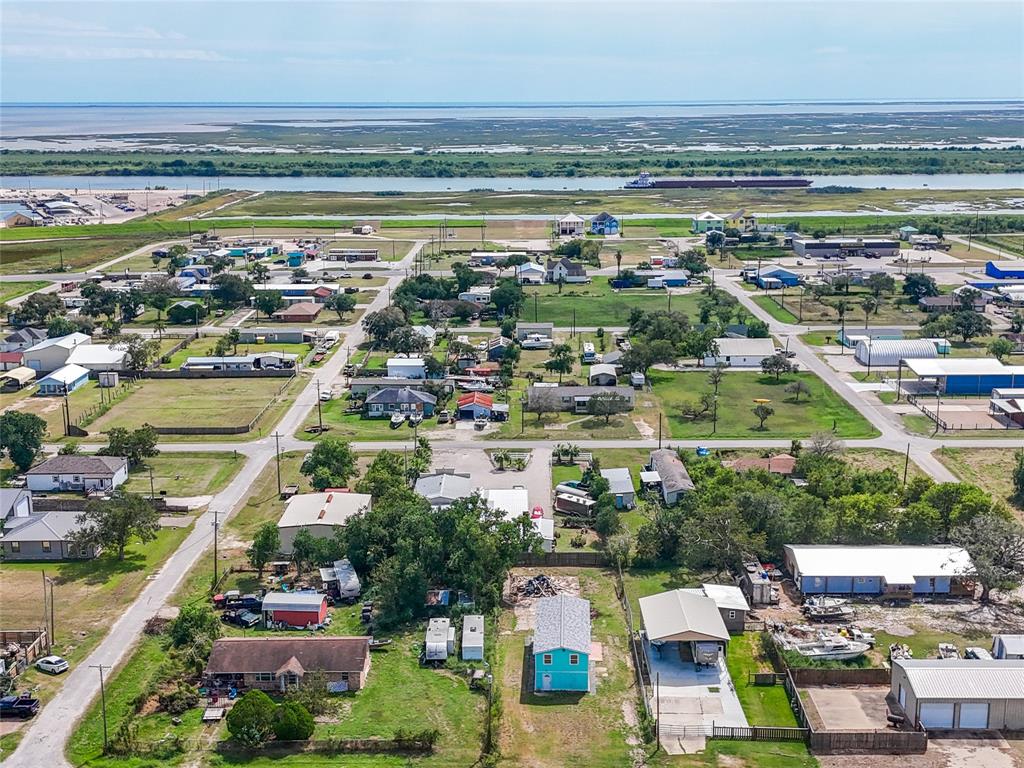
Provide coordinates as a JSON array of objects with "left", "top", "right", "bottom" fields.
[{"left": 1, "top": 1, "right": 1022, "bottom": 104}]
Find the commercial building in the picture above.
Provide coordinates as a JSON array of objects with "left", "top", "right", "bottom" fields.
[
  {"left": 891, "top": 660, "right": 1024, "bottom": 730},
  {"left": 985, "top": 261, "right": 1024, "bottom": 279},
  {"left": 702, "top": 337, "right": 776, "bottom": 368},
  {"left": 22, "top": 333, "right": 91, "bottom": 372},
  {"left": 792, "top": 237, "right": 899, "bottom": 259},
  {"left": 900, "top": 358, "right": 1024, "bottom": 395},
  {"left": 276, "top": 491, "right": 372, "bottom": 554},
  {"left": 783, "top": 545, "right": 975, "bottom": 596},
  {"left": 532, "top": 595, "right": 591, "bottom": 692}
]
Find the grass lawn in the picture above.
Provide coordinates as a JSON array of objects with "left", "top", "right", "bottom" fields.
[
  {"left": 0, "top": 379, "right": 139, "bottom": 441},
  {"left": 752, "top": 295, "right": 798, "bottom": 324},
  {"left": 299, "top": 393, "right": 455, "bottom": 442},
  {"left": 520, "top": 277, "right": 699, "bottom": 327},
  {"left": 649, "top": 741, "right": 817, "bottom": 768},
  {"left": 497, "top": 568, "right": 640, "bottom": 768},
  {"left": 161, "top": 339, "right": 313, "bottom": 369},
  {"left": 0, "top": 524, "right": 193, "bottom": 756},
  {"left": 121, "top": 451, "right": 246, "bottom": 497},
  {"left": 934, "top": 448, "right": 1023, "bottom": 518},
  {"left": 725, "top": 633, "right": 803, "bottom": 727},
  {"left": 87, "top": 377, "right": 295, "bottom": 434},
  {"left": 651, "top": 370, "right": 879, "bottom": 439},
  {"left": 598, "top": 239, "right": 676, "bottom": 267},
  {"left": 758, "top": 287, "right": 924, "bottom": 326},
  {"left": 0, "top": 280, "right": 49, "bottom": 304},
  {"left": 0, "top": 235, "right": 160, "bottom": 275}
]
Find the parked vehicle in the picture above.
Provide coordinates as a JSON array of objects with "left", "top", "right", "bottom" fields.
[
  {"left": 362, "top": 273, "right": 373, "bottom": 280},
  {"left": 35, "top": 655, "right": 69, "bottom": 675},
  {"left": 319, "top": 390, "right": 334, "bottom": 401},
  {"left": 436, "top": 410, "right": 450, "bottom": 424},
  {"left": 390, "top": 413, "right": 406, "bottom": 428},
  {"left": 221, "top": 609, "right": 261, "bottom": 629},
  {"left": 344, "top": 286, "right": 359, "bottom": 294},
  {"left": 408, "top": 413, "right": 423, "bottom": 426},
  {"left": 339, "top": 272, "right": 353, "bottom": 279},
  {"left": 474, "top": 416, "right": 488, "bottom": 430},
  {"left": 965, "top": 647, "right": 994, "bottom": 660},
  {"left": 214, "top": 591, "right": 263, "bottom": 611},
  {"left": 0, "top": 695, "right": 39, "bottom": 720}
]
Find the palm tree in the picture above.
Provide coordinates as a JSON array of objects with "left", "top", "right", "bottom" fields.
[
  {"left": 615, "top": 250, "right": 623, "bottom": 278},
  {"left": 493, "top": 449, "right": 511, "bottom": 471},
  {"left": 860, "top": 296, "right": 878, "bottom": 328},
  {"left": 566, "top": 443, "right": 581, "bottom": 465},
  {"left": 152, "top": 319, "right": 166, "bottom": 340}
]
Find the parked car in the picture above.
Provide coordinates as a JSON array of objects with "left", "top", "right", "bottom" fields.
[
  {"left": 362, "top": 273, "right": 373, "bottom": 280},
  {"left": 35, "top": 655, "right": 69, "bottom": 675},
  {"left": 319, "top": 390, "right": 334, "bottom": 401},
  {"left": 339, "top": 272, "right": 353, "bottom": 279},
  {"left": 221, "top": 609, "right": 261, "bottom": 629},
  {"left": 344, "top": 286, "right": 359, "bottom": 294},
  {"left": 474, "top": 416, "right": 488, "bottom": 430},
  {"left": 436, "top": 410, "right": 450, "bottom": 424},
  {"left": 0, "top": 695, "right": 39, "bottom": 720}
]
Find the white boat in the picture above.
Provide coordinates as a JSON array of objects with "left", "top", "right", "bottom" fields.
[
  {"left": 802, "top": 596, "right": 849, "bottom": 609},
  {"left": 408, "top": 413, "right": 423, "bottom": 426},
  {"left": 776, "top": 632, "right": 870, "bottom": 661},
  {"left": 390, "top": 413, "right": 406, "bottom": 428}
]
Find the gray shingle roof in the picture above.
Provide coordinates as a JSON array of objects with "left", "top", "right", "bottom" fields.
[
  {"left": 365, "top": 387, "right": 437, "bottom": 406},
  {"left": 27, "top": 455, "right": 128, "bottom": 476},
  {"left": 533, "top": 594, "right": 591, "bottom": 654},
  {"left": 649, "top": 449, "right": 695, "bottom": 494},
  {"left": 0, "top": 510, "right": 86, "bottom": 542},
  {"left": 413, "top": 473, "right": 474, "bottom": 504}
]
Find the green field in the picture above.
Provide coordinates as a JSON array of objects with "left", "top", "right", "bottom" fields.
[
  {"left": 0, "top": 235, "right": 159, "bottom": 274},
  {"left": 651, "top": 370, "right": 879, "bottom": 439},
  {"left": 0, "top": 280, "right": 49, "bottom": 304},
  {"left": 121, "top": 451, "right": 246, "bottom": 497},
  {"left": 520, "top": 278, "right": 700, "bottom": 327},
  {"left": 752, "top": 295, "right": 799, "bottom": 324}
]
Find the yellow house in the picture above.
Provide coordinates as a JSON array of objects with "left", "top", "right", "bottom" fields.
[{"left": 725, "top": 209, "right": 758, "bottom": 232}]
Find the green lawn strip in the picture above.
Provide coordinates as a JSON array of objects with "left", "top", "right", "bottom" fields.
[
  {"left": 933, "top": 448, "right": 1023, "bottom": 515},
  {"left": 0, "top": 280, "right": 49, "bottom": 303},
  {"left": 650, "top": 370, "right": 878, "bottom": 439},
  {"left": 0, "top": 235, "right": 162, "bottom": 274},
  {"left": 752, "top": 296, "right": 799, "bottom": 324},
  {"left": 648, "top": 741, "right": 817, "bottom": 768},
  {"left": 298, "top": 393, "right": 455, "bottom": 442},
  {"left": 121, "top": 451, "right": 246, "bottom": 497},
  {"left": 724, "top": 634, "right": 801, "bottom": 727}
]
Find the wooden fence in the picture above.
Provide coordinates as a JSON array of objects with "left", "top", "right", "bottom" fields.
[
  {"left": 712, "top": 724, "right": 809, "bottom": 742},
  {"left": 516, "top": 551, "right": 607, "bottom": 568},
  {"left": 809, "top": 729, "right": 928, "bottom": 754}
]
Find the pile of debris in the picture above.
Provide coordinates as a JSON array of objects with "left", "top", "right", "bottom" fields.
[
  {"left": 889, "top": 642, "right": 914, "bottom": 661},
  {"left": 507, "top": 573, "right": 579, "bottom": 603}
]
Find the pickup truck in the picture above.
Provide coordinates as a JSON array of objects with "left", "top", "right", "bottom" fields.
[
  {"left": 0, "top": 695, "right": 40, "bottom": 719},
  {"left": 222, "top": 609, "right": 262, "bottom": 629}
]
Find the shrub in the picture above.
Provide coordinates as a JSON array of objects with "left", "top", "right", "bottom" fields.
[
  {"left": 159, "top": 682, "right": 199, "bottom": 715},
  {"left": 226, "top": 690, "right": 277, "bottom": 747},
  {"left": 273, "top": 701, "right": 315, "bottom": 741}
]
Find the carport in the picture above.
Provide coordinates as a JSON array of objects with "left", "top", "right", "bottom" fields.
[{"left": 639, "top": 588, "right": 731, "bottom": 664}]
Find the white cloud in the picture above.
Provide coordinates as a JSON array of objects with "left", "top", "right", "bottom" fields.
[
  {"left": 1, "top": 44, "right": 237, "bottom": 62},
  {"left": 2, "top": 9, "right": 187, "bottom": 40},
  {"left": 813, "top": 46, "right": 848, "bottom": 55}
]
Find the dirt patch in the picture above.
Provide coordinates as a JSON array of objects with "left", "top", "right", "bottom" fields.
[
  {"left": 507, "top": 573, "right": 580, "bottom": 631},
  {"left": 633, "top": 418, "right": 655, "bottom": 438}
]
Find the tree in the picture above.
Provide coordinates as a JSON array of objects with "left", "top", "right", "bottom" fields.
[
  {"left": 902, "top": 273, "right": 940, "bottom": 302},
  {"left": 593, "top": 498, "right": 622, "bottom": 538},
  {"left": 865, "top": 272, "right": 896, "bottom": 299},
  {"left": 785, "top": 379, "right": 811, "bottom": 402},
  {"left": 114, "top": 333, "right": 160, "bottom": 371},
  {"left": 325, "top": 292, "right": 357, "bottom": 321},
  {"left": 58, "top": 441, "right": 81, "bottom": 455},
  {"left": 274, "top": 701, "right": 315, "bottom": 741},
  {"left": 387, "top": 326, "right": 431, "bottom": 355},
  {"left": 805, "top": 431, "right": 845, "bottom": 457},
  {"left": 0, "top": 411, "right": 46, "bottom": 470},
  {"left": 760, "top": 353, "right": 795, "bottom": 381},
  {"left": 615, "top": 250, "right": 622, "bottom": 277},
  {"left": 605, "top": 532, "right": 633, "bottom": 567},
  {"left": 300, "top": 437, "right": 356, "bottom": 490},
  {"left": 168, "top": 602, "right": 221, "bottom": 647},
  {"left": 291, "top": 267, "right": 309, "bottom": 281},
  {"left": 988, "top": 337, "right": 1015, "bottom": 361},
  {"left": 167, "top": 302, "right": 207, "bottom": 325},
  {"left": 543, "top": 343, "right": 574, "bottom": 383},
  {"left": 48, "top": 315, "right": 94, "bottom": 338},
  {"left": 212, "top": 273, "right": 253, "bottom": 306},
  {"left": 73, "top": 490, "right": 161, "bottom": 560},
  {"left": 705, "top": 231, "right": 725, "bottom": 251},
  {"left": 226, "top": 690, "right": 277, "bottom": 748},
  {"left": 707, "top": 364, "right": 726, "bottom": 395},
  {"left": 254, "top": 290, "right": 284, "bottom": 319},
  {"left": 226, "top": 328, "right": 241, "bottom": 355},
  {"left": 247, "top": 522, "right": 281, "bottom": 580},
  {"left": 362, "top": 307, "right": 407, "bottom": 347},
  {"left": 752, "top": 403, "right": 774, "bottom": 430},
  {"left": 12, "top": 293, "right": 63, "bottom": 327},
  {"left": 99, "top": 425, "right": 159, "bottom": 467},
  {"left": 525, "top": 388, "right": 559, "bottom": 422},
  {"left": 950, "top": 310, "right": 992, "bottom": 343},
  {"left": 586, "top": 391, "right": 631, "bottom": 424},
  {"left": 291, "top": 528, "right": 319, "bottom": 576},
  {"left": 250, "top": 262, "right": 270, "bottom": 286},
  {"left": 491, "top": 279, "right": 525, "bottom": 317},
  {"left": 951, "top": 513, "right": 1024, "bottom": 601},
  {"left": 859, "top": 296, "right": 878, "bottom": 325},
  {"left": 920, "top": 482, "right": 994, "bottom": 540},
  {"left": 1013, "top": 450, "right": 1024, "bottom": 503}
]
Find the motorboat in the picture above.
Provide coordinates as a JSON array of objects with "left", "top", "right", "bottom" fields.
[
  {"left": 802, "top": 596, "right": 849, "bottom": 610},
  {"left": 408, "top": 413, "right": 423, "bottom": 426},
  {"left": 804, "top": 604, "right": 855, "bottom": 622},
  {"left": 390, "top": 413, "right": 406, "bottom": 428},
  {"left": 776, "top": 631, "right": 870, "bottom": 661}
]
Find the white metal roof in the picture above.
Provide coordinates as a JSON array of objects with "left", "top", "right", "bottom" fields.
[
  {"left": 589, "top": 363, "right": 618, "bottom": 378},
  {"left": 896, "top": 660, "right": 1024, "bottom": 700},
  {"left": 261, "top": 592, "right": 327, "bottom": 611},
  {"left": 66, "top": 344, "right": 127, "bottom": 366},
  {"left": 639, "top": 589, "right": 729, "bottom": 643},
  {"left": 855, "top": 340, "right": 939, "bottom": 359},
  {"left": 414, "top": 473, "right": 474, "bottom": 505},
  {"left": 688, "top": 583, "right": 750, "bottom": 612},
  {"left": 484, "top": 488, "right": 529, "bottom": 518},
  {"left": 386, "top": 356, "right": 425, "bottom": 367},
  {"left": 785, "top": 545, "right": 974, "bottom": 584},
  {"left": 902, "top": 358, "right": 1024, "bottom": 377},
  {"left": 39, "top": 364, "right": 90, "bottom": 385},
  {"left": 277, "top": 492, "right": 371, "bottom": 529},
  {"left": 710, "top": 337, "right": 776, "bottom": 357},
  {"left": 994, "top": 635, "right": 1024, "bottom": 655},
  {"left": 25, "top": 332, "right": 90, "bottom": 353},
  {"left": 600, "top": 468, "right": 634, "bottom": 496}
]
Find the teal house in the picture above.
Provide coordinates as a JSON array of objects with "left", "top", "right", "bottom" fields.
[{"left": 532, "top": 594, "right": 591, "bottom": 693}]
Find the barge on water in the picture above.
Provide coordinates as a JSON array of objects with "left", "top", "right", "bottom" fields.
[{"left": 624, "top": 172, "right": 811, "bottom": 189}]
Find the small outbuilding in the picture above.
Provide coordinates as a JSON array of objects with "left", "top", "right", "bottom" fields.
[
  {"left": 639, "top": 589, "right": 730, "bottom": 665},
  {"left": 425, "top": 618, "right": 455, "bottom": 662},
  {"left": 386, "top": 356, "right": 426, "bottom": 379},
  {"left": 262, "top": 592, "right": 329, "bottom": 629},
  {"left": 599, "top": 467, "right": 635, "bottom": 509},
  {"left": 992, "top": 634, "right": 1024, "bottom": 660},
  {"left": 681, "top": 584, "right": 751, "bottom": 634},
  {"left": 462, "top": 615, "right": 485, "bottom": 661},
  {"left": 854, "top": 339, "right": 939, "bottom": 366},
  {"left": 891, "top": 659, "right": 1024, "bottom": 730},
  {"left": 587, "top": 363, "right": 618, "bottom": 386}
]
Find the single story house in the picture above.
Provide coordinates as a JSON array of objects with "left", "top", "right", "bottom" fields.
[
  {"left": 65, "top": 344, "right": 128, "bottom": 373},
  {"left": 0, "top": 508, "right": 96, "bottom": 561},
  {"left": 702, "top": 337, "right": 776, "bottom": 368},
  {"left": 26, "top": 455, "right": 129, "bottom": 493},
  {"left": 990, "top": 388, "right": 1024, "bottom": 427},
  {"left": 412, "top": 325, "right": 437, "bottom": 348},
  {"left": 891, "top": 659, "right": 1024, "bottom": 730},
  {"left": 985, "top": 261, "right": 1024, "bottom": 279},
  {"left": 646, "top": 449, "right": 695, "bottom": 505},
  {"left": 992, "top": 635, "right": 1024, "bottom": 660},
  {"left": 262, "top": 592, "right": 329, "bottom": 629},
  {"left": 486, "top": 336, "right": 513, "bottom": 361},
  {"left": 639, "top": 589, "right": 730, "bottom": 665},
  {"left": 854, "top": 339, "right": 939, "bottom": 367},
  {"left": 0, "top": 351, "right": 23, "bottom": 371},
  {"left": 722, "top": 453, "right": 796, "bottom": 476},
  {"left": 526, "top": 384, "right": 635, "bottom": 414},
  {"left": 692, "top": 211, "right": 725, "bottom": 234},
  {"left": 516, "top": 262, "right": 546, "bottom": 285},
  {"left": 238, "top": 328, "right": 308, "bottom": 344},
  {"left": 590, "top": 211, "right": 620, "bottom": 236},
  {"left": 414, "top": 473, "right": 474, "bottom": 508},
  {"left": 462, "top": 615, "right": 485, "bottom": 661},
  {"left": 22, "top": 332, "right": 91, "bottom": 372},
  {"left": 458, "top": 286, "right": 492, "bottom": 305},
  {"left": 681, "top": 584, "right": 750, "bottom": 634},
  {"left": 277, "top": 491, "right": 372, "bottom": 554},
  {"left": 483, "top": 488, "right": 553, "bottom": 551},
  {"left": 546, "top": 257, "right": 589, "bottom": 284},
  {"left": 919, "top": 294, "right": 988, "bottom": 313},
  {"left": 272, "top": 302, "right": 322, "bottom": 323},
  {"left": 555, "top": 213, "right": 586, "bottom": 237},
  {"left": 900, "top": 358, "right": 1024, "bottom": 395},
  {"left": 515, "top": 322, "right": 554, "bottom": 342},
  {"left": 1, "top": 327, "right": 48, "bottom": 353},
  {"left": 36, "top": 363, "right": 91, "bottom": 396},
  {"left": 587, "top": 363, "right": 618, "bottom": 386},
  {"left": 783, "top": 545, "right": 975, "bottom": 596},
  {"left": 532, "top": 594, "right": 591, "bottom": 692},
  {"left": 167, "top": 300, "right": 208, "bottom": 324},
  {"left": 365, "top": 387, "right": 437, "bottom": 418},
  {"left": 204, "top": 636, "right": 370, "bottom": 693},
  {"left": 386, "top": 356, "right": 426, "bottom": 379},
  {"left": 180, "top": 352, "right": 297, "bottom": 371},
  {"left": 600, "top": 467, "right": 635, "bottom": 509},
  {"left": 456, "top": 391, "right": 495, "bottom": 420}
]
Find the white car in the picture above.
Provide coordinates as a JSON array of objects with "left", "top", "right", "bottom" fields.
[
  {"left": 36, "top": 655, "right": 69, "bottom": 675},
  {"left": 319, "top": 390, "right": 334, "bottom": 401}
]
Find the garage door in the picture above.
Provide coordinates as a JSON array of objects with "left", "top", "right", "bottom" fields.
[
  {"left": 959, "top": 703, "right": 989, "bottom": 729},
  {"left": 920, "top": 703, "right": 955, "bottom": 729}
]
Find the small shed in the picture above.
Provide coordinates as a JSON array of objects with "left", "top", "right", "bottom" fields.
[
  {"left": 462, "top": 615, "right": 485, "bottom": 661},
  {"left": 992, "top": 634, "right": 1024, "bottom": 660},
  {"left": 261, "top": 592, "right": 328, "bottom": 629},
  {"left": 587, "top": 364, "right": 618, "bottom": 386},
  {"left": 600, "top": 468, "right": 636, "bottom": 510}
]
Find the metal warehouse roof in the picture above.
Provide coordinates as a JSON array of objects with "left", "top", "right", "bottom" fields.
[
  {"left": 856, "top": 340, "right": 939, "bottom": 359},
  {"left": 639, "top": 589, "right": 729, "bottom": 643},
  {"left": 784, "top": 545, "right": 974, "bottom": 584},
  {"left": 902, "top": 358, "right": 1024, "bottom": 377},
  {"left": 600, "top": 468, "right": 634, "bottom": 496},
  {"left": 896, "top": 660, "right": 1024, "bottom": 700},
  {"left": 711, "top": 337, "right": 776, "bottom": 357},
  {"left": 261, "top": 592, "right": 327, "bottom": 611}
]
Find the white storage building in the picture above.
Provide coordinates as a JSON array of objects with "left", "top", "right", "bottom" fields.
[
  {"left": 703, "top": 337, "right": 776, "bottom": 368},
  {"left": 854, "top": 339, "right": 940, "bottom": 366},
  {"left": 891, "top": 659, "right": 1024, "bottom": 730},
  {"left": 277, "top": 491, "right": 372, "bottom": 554},
  {"left": 461, "top": 614, "right": 485, "bottom": 661}
]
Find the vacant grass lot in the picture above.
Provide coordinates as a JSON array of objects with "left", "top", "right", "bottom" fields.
[
  {"left": 87, "top": 377, "right": 292, "bottom": 433},
  {"left": 0, "top": 280, "right": 49, "bottom": 304},
  {"left": 121, "top": 451, "right": 246, "bottom": 497},
  {"left": 757, "top": 287, "right": 924, "bottom": 326},
  {"left": 497, "top": 568, "right": 639, "bottom": 768},
  {"left": 0, "top": 379, "right": 140, "bottom": 441},
  {"left": 0, "top": 235, "right": 159, "bottom": 274},
  {"left": 520, "top": 278, "right": 698, "bottom": 327},
  {"left": 162, "top": 340, "right": 313, "bottom": 369},
  {"left": 651, "top": 370, "right": 878, "bottom": 439},
  {"left": 934, "top": 448, "right": 1023, "bottom": 518}
]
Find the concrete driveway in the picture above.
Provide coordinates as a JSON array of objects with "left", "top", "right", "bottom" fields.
[{"left": 431, "top": 446, "right": 552, "bottom": 516}]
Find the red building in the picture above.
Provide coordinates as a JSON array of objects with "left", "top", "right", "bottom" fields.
[{"left": 261, "top": 592, "right": 328, "bottom": 628}]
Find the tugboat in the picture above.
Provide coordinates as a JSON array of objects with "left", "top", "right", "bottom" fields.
[{"left": 624, "top": 172, "right": 655, "bottom": 189}]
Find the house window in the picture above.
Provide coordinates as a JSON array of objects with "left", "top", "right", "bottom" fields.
[
  {"left": 52, "top": 475, "right": 60, "bottom": 483},
  {"left": 10, "top": 542, "right": 20, "bottom": 553},
  {"left": 569, "top": 654, "right": 579, "bottom": 665},
  {"left": 339, "top": 672, "right": 349, "bottom": 682},
  {"left": 255, "top": 672, "right": 274, "bottom": 682},
  {"left": 542, "top": 654, "right": 552, "bottom": 666},
  {"left": 728, "top": 610, "right": 736, "bottom": 620},
  {"left": 41, "top": 541, "right": 51, "bottom": 553},
  {"left": 73, "top": 476, "right": 81, "bottom": 483}
]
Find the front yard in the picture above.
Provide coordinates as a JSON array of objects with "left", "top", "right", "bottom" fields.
[{"left": 121, "top": 451, "right": 246, "bottom": 497}]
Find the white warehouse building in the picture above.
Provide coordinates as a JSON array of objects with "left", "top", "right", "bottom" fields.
[
  {"left": 854, "top": 339, "right": 940, "bottom": 367},
  {"left": 703, "top": 337, "right": 776, "bottom": 368}
]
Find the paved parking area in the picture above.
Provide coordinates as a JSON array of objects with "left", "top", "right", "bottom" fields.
[
  {"left": 919, "top": 399, "right": 1005, "bottom": 430},
  {"left": 803, "top": 685, "right": 891, "bottom": 730},
  {"left": 430, "top": 446, "right": 553, "bottom": 515}
]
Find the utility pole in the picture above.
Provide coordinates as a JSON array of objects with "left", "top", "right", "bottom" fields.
[
  {"left": 315, "top": 379, "right": 323, "bottom": 431},
  {"left": 903, "top": 443, "right": 911, "bottom": 488},
  {"left": 149, "top": 465, "right": 155, "bottom": 500},
  {"left": 212, "top": 508, "right": 220, "bottom": 585},
  {"left": 42, "top": 571, "right": 52, "bottom": 651},
  {"left": 274, "top": 432, "right": 282, "bottom": 496},
  {"left": 657, "top": 413, "right": 663, "bottom": 449},
  {"left": 90, "top": 664, "right": 112, "bottom": 751}
]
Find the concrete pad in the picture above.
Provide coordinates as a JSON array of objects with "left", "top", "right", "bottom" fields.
[
  {"left": 159, "top": 515, "right": 194, "bottom": 528},
  {"left": 804, "top": 685, "right": 892, "bottom": 730}
]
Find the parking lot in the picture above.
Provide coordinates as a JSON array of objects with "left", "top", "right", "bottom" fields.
[
  {"left": 430, "top": 446, "right": 553, "bottom": 514},
  {"left": 919, "top": 399, "right": 1007, "bottom": 430}
]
